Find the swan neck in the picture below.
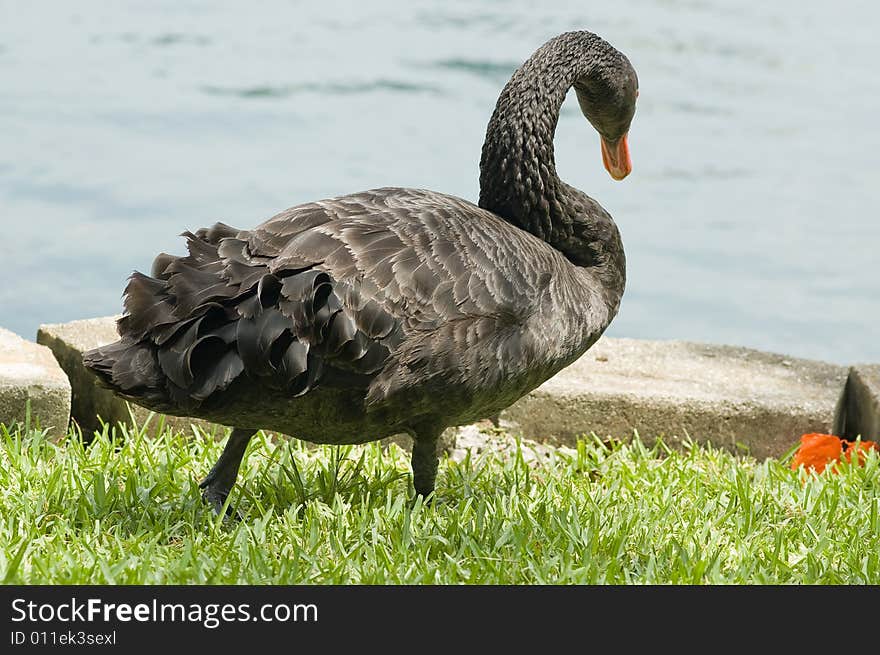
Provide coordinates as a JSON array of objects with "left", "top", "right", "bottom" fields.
[
  {"left": 478, "top": 46, "right": 577, "bottom": 240},
  {"left": 477, "top": 32, "right": 627, "bottom": 310}
]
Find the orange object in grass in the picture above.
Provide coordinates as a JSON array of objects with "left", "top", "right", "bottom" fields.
[
  {"left": 843, "top": 439, "right": 879, "bottom": 466},
  {"left": 790, "top": 433, "right": 878, "bottom": 474}
]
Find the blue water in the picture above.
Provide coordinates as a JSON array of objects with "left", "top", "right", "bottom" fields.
[{"left": 1, "top": 1, "right": 878, "bottom": 364}]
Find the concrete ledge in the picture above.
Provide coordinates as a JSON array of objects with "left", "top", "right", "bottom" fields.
[
  {"left": 37, "top": 316, "right": 218, "bottom": 438},
  {"left": 833, "top": 365, "right": 880, "bottom": 442},
  {"left": 0, "top": 327, "right": 71, "bottom": 439},
  {"left": 499, "top": 337, "right": 848, "bottom": 460}
]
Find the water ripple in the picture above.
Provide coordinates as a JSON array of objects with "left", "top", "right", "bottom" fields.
[
  {"left": 655, "top": 165, "right": 751, "bottom": 180},
  {"left": 670, "top": 101, "right": 732, "bottom": 116},
  {"left": 427, "top": 58, "right": 518, "bottom": 81},
  {"left": 416, "top": 11, "right": 518, "bottom": 31},
  {"left": 89, "top": 32, "right": 211, "bottom": 46},
  {"left": 151, "top": 33, "right": 212, "bottom": 47},
  {"left": 201, "top": 79, "right": 443, "bottom": 99}
]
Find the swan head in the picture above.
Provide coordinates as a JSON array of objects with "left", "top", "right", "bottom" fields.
[{"left": 574, "top": 56, "right": 638, "bottom": 181}]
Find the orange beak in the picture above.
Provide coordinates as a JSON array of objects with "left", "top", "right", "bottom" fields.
[{"left": 601, "top": 132, "right": 632, "bottom": 180}]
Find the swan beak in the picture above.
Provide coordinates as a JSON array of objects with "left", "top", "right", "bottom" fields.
[{"left": 601, "top": 133, "right": 632, "bottom": 180}]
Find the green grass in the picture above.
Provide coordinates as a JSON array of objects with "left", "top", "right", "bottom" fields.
[{"left": 0, "top": 418, "right": 878, "bottom": 584}]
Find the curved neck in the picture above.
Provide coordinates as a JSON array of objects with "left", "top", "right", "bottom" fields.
[
  {"left": 477, "top": 31, "right": 627, "bottom": 312},
  {"left": 478, "top": 38, "right": 580, "bottom": 240}
]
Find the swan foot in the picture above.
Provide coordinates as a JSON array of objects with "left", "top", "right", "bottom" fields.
[
  {"left": 200, "top": 487, "right": 241, "bottom": 521},
  {"left": 198, "top": 427, "right": 255, "bottom": 521}
]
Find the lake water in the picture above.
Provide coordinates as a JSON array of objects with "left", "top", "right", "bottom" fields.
[{"left": 1, "top": 1, "right": 878, "bottom": 365}]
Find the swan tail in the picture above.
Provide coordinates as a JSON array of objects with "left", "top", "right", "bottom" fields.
[
  {"left": 83, "top": 220, "right": 395, "bottom": 414},
  {"left": 83, "top": 338, "right": 173, "bottom": 411}
]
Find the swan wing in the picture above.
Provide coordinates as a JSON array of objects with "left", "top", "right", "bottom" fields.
[{"left": 91, "top": 187, "right": 555, "bottom": 412}]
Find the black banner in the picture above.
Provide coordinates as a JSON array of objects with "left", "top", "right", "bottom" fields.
[{"left": 0, "top": 584, "right": 858, "bottom": 649}]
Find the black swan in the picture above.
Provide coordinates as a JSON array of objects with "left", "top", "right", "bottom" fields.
[{"left": 83, "top": 30, "right": 638, "bottom": 515}]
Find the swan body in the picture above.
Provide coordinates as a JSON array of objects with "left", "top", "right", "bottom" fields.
[{"left": 84, "top": 30, "right": 638, "bottom": 512}]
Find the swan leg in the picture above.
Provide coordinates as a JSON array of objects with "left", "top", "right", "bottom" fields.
[
  {"left": 198, "top": 427, "right": 255, "bottom": 519},
  {"left": 411, "top": 430, "right": 441, "bottom": 500}
]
